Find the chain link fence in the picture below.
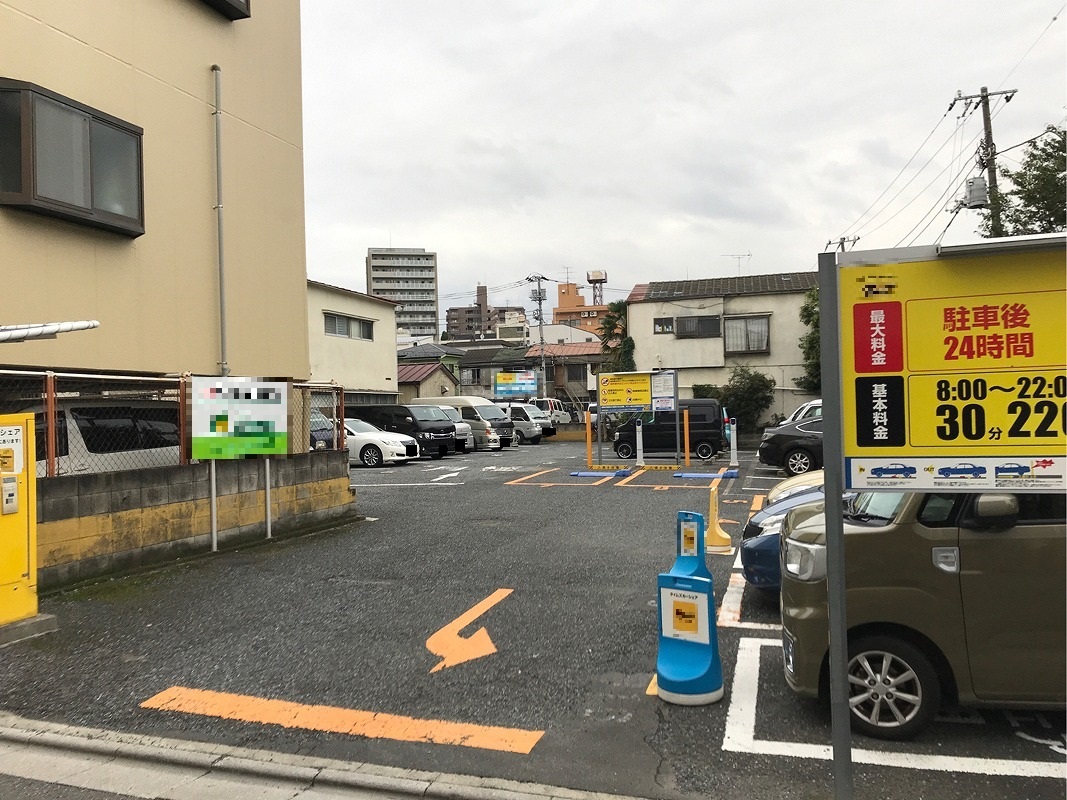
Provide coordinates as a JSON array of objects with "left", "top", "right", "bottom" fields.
[{"left": 0, "top": 370, "right": 346, "bottom": 477}]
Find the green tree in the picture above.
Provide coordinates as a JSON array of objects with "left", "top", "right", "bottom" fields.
[
  {"left": 979, "top": 125, "right": 1066, "bottom": 236},
  {"left": 692, "top": 365, "right": 775, "bottom": 433},
  {"left": 793, "top": 287, "right": 821, "bottom": 393},
  {"left": 597, "top": 300, "right": 636, "bottom": 373}
]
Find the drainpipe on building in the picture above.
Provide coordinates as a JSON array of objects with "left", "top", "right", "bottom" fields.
[{"left": 211, "top": 65, "right": 230, "bottom": 377}]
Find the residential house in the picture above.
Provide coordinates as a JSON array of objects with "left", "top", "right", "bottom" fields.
[
  {"left": 397, "top": 363, "right": 459, "bottom": 402},
  {"left": 397, "top": 342, "right": 467, "bottom": 379},
  {"left": 625, "top": 272, "right": 818, "bottom": 419},
  {"left": 529, "top": 341, "right": 605, "bottom": 404},
  {"left": 307, "top": 280, "right": 399, "bottom": 404}
]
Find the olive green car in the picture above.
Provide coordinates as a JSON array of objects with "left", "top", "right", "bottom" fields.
[{"left": 780, "top": 490, "right": 1066, "bottom": 740}]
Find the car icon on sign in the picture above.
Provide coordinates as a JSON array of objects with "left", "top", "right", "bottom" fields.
[
  {"left": 937, "top": 462, "right": 986, "bottom": 478},
  {"left": 995, "top": 462, "right": 1030, "bottom": 477},
  {"left": 869, "top": 463, "right": 917, "bottom": 478}
]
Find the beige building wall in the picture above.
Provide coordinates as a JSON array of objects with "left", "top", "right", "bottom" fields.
[
  {"left": 0, "top": 0, "right": 309, "bottom": 379},
  {"left": 307, "top": 282, "right": 399, "bottom": 395}
]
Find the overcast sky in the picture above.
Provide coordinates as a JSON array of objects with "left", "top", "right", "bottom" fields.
[{"left": 300, "top": 2, "right": 1065, "bottom": 319}]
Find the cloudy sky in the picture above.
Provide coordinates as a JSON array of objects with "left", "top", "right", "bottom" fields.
[{"left": 300, "top": 2, "right": 1065, "bottom": 319}]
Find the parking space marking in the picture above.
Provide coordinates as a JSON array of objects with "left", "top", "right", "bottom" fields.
[
  {"left": 505, "top": 468, "right": 616, "bottom": 487},
  {"left": 718, "top": 573, "right": 780, "bottom": 631},
  {"left": 141, "top": 686, "right": 544, "bottom": 754},
  {"left": 722, "top": 638, "right": 1067, "bottom": 778}
]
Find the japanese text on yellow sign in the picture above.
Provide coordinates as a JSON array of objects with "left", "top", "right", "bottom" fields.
[
  {"left": 839, "top": 249, "right": 1066, "bottom": 464},
  {"left": 598, "top": 373, "right": 652, "bottom": 411}
]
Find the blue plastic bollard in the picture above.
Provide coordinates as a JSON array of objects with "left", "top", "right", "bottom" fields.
[{"left": 655, "top": 511, "right": 724, "bottom": 705}]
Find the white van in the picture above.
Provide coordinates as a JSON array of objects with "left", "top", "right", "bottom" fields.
[
  {"left": 25, "top": 399, "right": 181, "bottom": 476},
  {"left": 494, "top": 402, "right": 547, "bottom": 444},
  {"left": 407, "top": 396, "right": 514, "bottom": 450},
  {"left": 532, "top": 398, "right": 570, "bottom": 426}
]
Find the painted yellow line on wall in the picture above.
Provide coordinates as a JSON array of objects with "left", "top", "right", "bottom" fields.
[{"left": 141, "top": 686, "right": 544, "bottom": 754}]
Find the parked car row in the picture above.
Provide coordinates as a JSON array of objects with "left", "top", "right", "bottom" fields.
[
  {"left": 740, "top": 465, "right": 1066, "bottom": 742},
  {"left": 343, "top": 396, "right": 565, "bottom": 467}
]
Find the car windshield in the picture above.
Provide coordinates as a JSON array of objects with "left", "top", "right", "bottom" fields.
[
  {"left": 345, "top": 418, "right": 379, "bottom": 433},
  {"left": 846, "top": 491, "right": 906, "bottom": 522},
  {"left": 438, "top": 406, "right": 462, "bottom": 422},
  {"left": 310, "top": 411, "right": 333, "bottom": 430},
  {"left": 408, "top": 406, "right": 448, "bottom": 421},
  {"left": 476, "top": 404, "right": 508, "bottom": 420}
]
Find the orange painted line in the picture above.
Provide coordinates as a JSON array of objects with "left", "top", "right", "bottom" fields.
[
  {"left": 751, "top": 494, "right": 765, "bottom": 513},
  {"left": 505, "top": 468, "right": 558, "bottom": 485},
  {"left": 613, "top": 469, "right": 646, "bottom": 486},
  {"left": 141, "top": 686, "right": 544, "bottom": 754}
]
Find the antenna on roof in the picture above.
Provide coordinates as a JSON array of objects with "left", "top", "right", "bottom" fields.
[{"left": 721, "top": 251, "right": 752, "bottom": 275}]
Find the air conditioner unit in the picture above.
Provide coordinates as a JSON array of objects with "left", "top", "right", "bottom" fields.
[{"left": 580, "top": 311, "right": 588, "bottom": 317}]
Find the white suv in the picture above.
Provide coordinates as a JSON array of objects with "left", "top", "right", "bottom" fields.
[{"left": 432, "top": 405, "right": 473, "bottom": 453}]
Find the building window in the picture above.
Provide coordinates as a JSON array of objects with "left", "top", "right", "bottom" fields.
[
  {"left": 675, "top": 315, "right": 721, "bottom": 339},
  {"left": 461, "top": 368, "right": 482, "bottom": 384},
  {"left": 725, "top": 316, "right": 770, "bottom": 353},
  {"left": 566, "top": 364, "right": 586, "bottom": 382},
  {"left": 0, "top": 79, "right": 144, "bottom": 237},
  {"left": 653, "top": 317, "right": 674, "bottom": 334},
  {"left": 324, "top": 312, "right": 373, "bottom": 340}
]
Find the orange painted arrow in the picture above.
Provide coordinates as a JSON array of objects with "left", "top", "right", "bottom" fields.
[{"left": 427, "top": 589, "right": 513, "bottom": 673}]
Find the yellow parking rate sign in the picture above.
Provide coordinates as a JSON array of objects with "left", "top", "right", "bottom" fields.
[{"left": 838, "top": 245, "right": 1066, "bottom": 491}]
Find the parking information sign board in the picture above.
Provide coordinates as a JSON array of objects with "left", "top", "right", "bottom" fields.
[
  {"left": 838, "top": 245, "right": 1066, "bottom": 491},
  {"left": 599, "top": 372, "right": 653, "bottom": 411},
  {"left": 598, "top": 371, "right": 677, "bottom": 412},
  {"left": 191, "top": 377, "right": 289, "bottom": 459}
]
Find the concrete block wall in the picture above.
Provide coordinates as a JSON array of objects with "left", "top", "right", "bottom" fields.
[{"left": 36, "top": 451, "right": 357, "bottom": 589}]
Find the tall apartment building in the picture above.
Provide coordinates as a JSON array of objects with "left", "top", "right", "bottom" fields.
[
  {"left": 445, "top": 285, "right": 526, "bottom": 339},
  {"left": 365, "top": 248, "right": 440, "bottom": 338}
]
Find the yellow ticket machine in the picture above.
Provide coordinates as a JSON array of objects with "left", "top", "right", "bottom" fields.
[{"left": 0, "top": 414, "right": 46, "bottom": 635}]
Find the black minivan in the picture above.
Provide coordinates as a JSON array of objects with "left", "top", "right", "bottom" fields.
[
  {"left": 612, "top": 398, "right": 725, "bottom": 460},
  {"left": 346, "top": 404, "right": 456, "bottom": 460}
]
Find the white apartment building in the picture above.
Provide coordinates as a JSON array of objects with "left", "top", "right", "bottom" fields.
[{"left": 365, "top": 247, "right": 439, "bottom": 338}]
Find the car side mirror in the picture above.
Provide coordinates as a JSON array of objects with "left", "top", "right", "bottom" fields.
[{"left": 969, "top": 493, "right": 1019, "bottom": 531}]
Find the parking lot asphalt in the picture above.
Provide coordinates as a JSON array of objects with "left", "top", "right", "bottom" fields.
[{"left": 1, "top": 442, "right": 1064, "bottom": 800}]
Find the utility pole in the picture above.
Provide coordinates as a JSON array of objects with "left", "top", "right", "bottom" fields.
[
  {"left": 949, "top": 86, "right": 1017, "bottom": 237},
  {"left": 527, "top": 274, "right": 550, "bottom": 396}
]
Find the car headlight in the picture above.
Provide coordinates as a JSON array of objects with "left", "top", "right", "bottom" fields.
[
  {"left": 760, "top": 431, "right": 773, "bottom": 441},
  {"left": 613, "top": 432, "right": 620, "bottom": 441},
  {"left": 783, "top": 539, "right": 826, "bottom": 582},
  {"left": 758, "top": 512, "right": 787, "bottom": 536},
  {"left": 417, "top": 432, "right": 430, "bottom": 439}
]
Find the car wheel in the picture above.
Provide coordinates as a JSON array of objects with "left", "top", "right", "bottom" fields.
[
  {"left": 359, "top": 444, "right": 383, "bottom": 468},
  {"left": 615, "top": 441, "right": 635, "bottom": 459},
  {"left": 695, "top": 441, "right": 714, "bottom": 460},
  {"left": 784, "top": 448, "right": 815, "bottom": 476},
  {"left": 531, "top": 436, "right": 541, "bottom": 445},
  {"left": 515, "top": 431, "right": 526, "bottom": 445},
  {"left": 847, "top": 635, "right": 940, "bottom": 741}
]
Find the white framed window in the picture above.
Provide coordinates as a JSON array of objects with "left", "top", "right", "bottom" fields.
[
  {"left": 653, "top": 317, "right": 674, "bottom": 334},
  {"left": 724, "top": 315, "right": 770, "bottom": 354},
  {"left": 324, "top": 312, "right": 373, "bottom": 341}
]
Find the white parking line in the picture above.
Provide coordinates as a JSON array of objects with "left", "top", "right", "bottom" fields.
[
  {"left": 722, "top": 638, "right": 1067, "bottom": 778},
  {"left": 718, "top": 573, "right": 780, "bottom": 631}
]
